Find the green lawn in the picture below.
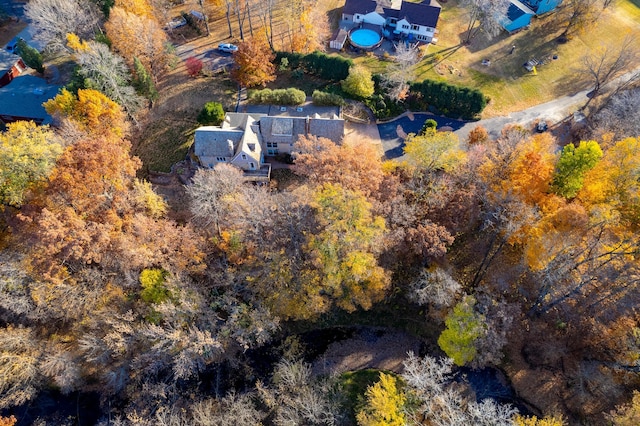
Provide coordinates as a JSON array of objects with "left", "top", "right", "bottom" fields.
[
  {"left": 407, "top": 0, "right": 640, "bottom": 117},
  {"left": 133, "top": 120, "right": 195, "bottom": 175}
]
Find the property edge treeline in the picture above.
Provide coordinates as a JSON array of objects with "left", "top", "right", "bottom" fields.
[{"left": 274, "top": 50, "right": 488, "bottom": 120}]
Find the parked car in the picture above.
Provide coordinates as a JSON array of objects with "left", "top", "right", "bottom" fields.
[
  {"left": 5, "top": 37, "right": 22, "bottom": 54},
  {"left": 217, "top": 43, "right": 238, "bottom": 53}
]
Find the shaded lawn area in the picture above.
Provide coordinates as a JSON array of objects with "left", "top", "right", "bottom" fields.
[
  {"left": 133, "top": 119, "right": 195, "bottom": 175},
  {"left": 413, "top": 0, "right": 640, "bottom": 117},
  {"left": 266, "top": 69, "right": 332, "bottom": 95},
  {"left": 132, "top": 72, "right": 237, "bottom": 174}
]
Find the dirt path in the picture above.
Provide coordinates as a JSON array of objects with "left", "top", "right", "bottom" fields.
[{"left": 311, "top": 327, "right": 423, "bottom": 376}]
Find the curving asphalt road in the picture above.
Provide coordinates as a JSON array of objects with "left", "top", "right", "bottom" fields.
[{"left": 377, "top": 67, "right": 640, "bottom": 160}]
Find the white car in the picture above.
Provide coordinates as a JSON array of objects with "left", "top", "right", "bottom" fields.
[{"left": 218, "top": 43, "right": 238, "bottom": 53}]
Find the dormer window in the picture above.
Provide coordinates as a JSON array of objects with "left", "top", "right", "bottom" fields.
[
  {"left": 248, "top": 143, "right": 256, "bottom": 151},
  {"left": 280, "top": 106, "right": 287, "bottom": 112},
  {"left": 242, "top": 154, "right": 247, "bottom": 159}
]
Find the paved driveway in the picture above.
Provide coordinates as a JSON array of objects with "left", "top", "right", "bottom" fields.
[{"left": 377, "top": 113, "right": 466, "bottom": 159}]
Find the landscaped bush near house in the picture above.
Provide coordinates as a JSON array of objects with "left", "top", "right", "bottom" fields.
[
  {"left": 364, "top": 94, "right": 404, "bottom": 120},
  {"left": 197, "top": 101, "right": 225, "bottom": 125},
  {"left": 312, "top": 90, "right": 344, "bottom": 106},
  {"left": 249, "top": 88, "right": 306, "bottom": 105},
  {"left": 275, "top": 51, "right": 352, "bottom": 81},
  {"left": 420, "top": 119, "right": 438, "bottom": 134},
  {"left": 16, "top": 40, "right": 44, "bottom": 74},
  {"left": 409, "top": 80, "right": 487, "bottom": 119}
]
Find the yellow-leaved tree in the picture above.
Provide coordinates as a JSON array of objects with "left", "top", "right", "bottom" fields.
[
  {"left": 404, "top": 128, "right": 466, "bottom": 174},
  {"left": 0, "top": 121, "right": 62, "bottom": 208},
  {"left": 105, "top": 5, "right": 168, "bottom": 79},
  {"left": 356, "top": 373, "right": 407, "bottom": 426},
  {"left": 44, "top": 88, "right": 127, "bottom": 137},
  {"left": 308, "top": 183, "right": 390, "bottom": 313}
]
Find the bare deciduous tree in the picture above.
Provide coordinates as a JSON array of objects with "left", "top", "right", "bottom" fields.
[
  {"left": 579, "top": 36, "right": 639, "bottom": 108},
  {"left": 25, "top": 0, "right": 101, "bottom": 52},
  {"left": 592, "top": 87, "right": 640, "bottom": 140},
  {"left": 460, "top": 0, "right": 511, "bottom": 43},
  {"left": 380, "top": 43, "right": 419, "bottom": 102},
  {"left": 73, "top": 40, "right": 146, "bottom": 117},
  {"left": 192, "top": 392, "right": 266, "bottom": 426},
  {"left": 408, "top": 267, "right": 462, "bottom": 309},
  {"left": 185, "top": 164, "right": 244, "bottom": 236}
]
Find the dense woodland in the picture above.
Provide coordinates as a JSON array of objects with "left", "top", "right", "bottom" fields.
[{"left": 2, "top": 0, "right": 640, "bottom": 425}]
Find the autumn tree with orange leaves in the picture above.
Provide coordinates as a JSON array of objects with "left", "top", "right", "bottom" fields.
[
  {"left": 105, "top": 0, "right": 169, "bottom": 79},
  {"left": 232, "top": 35, "right": 276, "bottom": 87}
]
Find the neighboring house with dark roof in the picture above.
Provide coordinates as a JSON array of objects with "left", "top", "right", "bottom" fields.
[
  {"left": 0, "top": 75, "right": 60, "bottom": 125},
  {"left": 0, "top": 49, "right": 26, "bottom": 88},
  {"left": 193, "top": 104, "right": 344, "bottom": 181},
  {"left": 341, "top": 0, "right": 441, "bottom": 43},
  {"left": 500, "top": 0, "right": 535, "bottom": 33}
]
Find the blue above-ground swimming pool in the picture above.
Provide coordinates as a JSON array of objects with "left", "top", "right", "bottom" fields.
[{"left": 349, "top": 28, "right": 383, "bottom": 50}]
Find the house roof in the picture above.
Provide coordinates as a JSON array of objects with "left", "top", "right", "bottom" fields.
[
  {"left": 259, "top": 115, "right": 344, "bottom": 144},
  {"left": 385, "top": 0, "right": 442, "bottom": 28},
  {"left": 506, "top": 0, "right": 535, "bottom": 22},
  {"left": 343, "top": 0, "right": 378, "bottom": 15},
  {"left": 194, "top": 114, "right": 267, "bottom": 164},
  {"left": 0, "top": 49, "right": 20, "bottom": 74},
  {"left": 0, "top": 75, "right": 59, "bottom": 124},
  {"left": 194, "top": 127, "right": 243, "bottom": 159},
  {"left": 264, "top": 104, "right": 342, "bottom": 118}
]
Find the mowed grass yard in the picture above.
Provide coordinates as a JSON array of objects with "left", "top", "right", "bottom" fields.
[{"left": 413, "top": 0, "right": 640, "bottom": 117}]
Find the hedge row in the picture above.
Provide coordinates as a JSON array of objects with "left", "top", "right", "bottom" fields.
[
  {"left": 248, "top": 88, "right": 306, "bottom": 105},
  {"left": 275, "top": 51, "right": 352, "bottom": 82},
  {"left": 408, "top": 80, "right": 487, "bottom": 119},
  {"left": 311, "top": 90, "right": 344, "bottom": 106}
]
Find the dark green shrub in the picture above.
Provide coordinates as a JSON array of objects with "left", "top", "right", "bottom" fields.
[
  {"left": 133, "top": 57, "right": 158, "bottom": 102},
  {"left": 249, "top": 88, "right": 306, "bottom": 105},
  {"left": 197, "top": 101, "right": 225, "bottom": 125},
  {"left": 312, "top": 90, "right": 344, "bottom": 106},
  {"left": 94, "top": 31, "right": 112, "bottom": 47},
  {"left": 16, "top": 40, "right": 44, "bottom": 74},
  {"left": 274, "top": 51, "right": 352, "bottom": 81},
  {"left": 420, "top": 119, "right": 437, "bottom": 134},
  {"left": 409, "top": 80, "right": 487, "bottom": 119}
]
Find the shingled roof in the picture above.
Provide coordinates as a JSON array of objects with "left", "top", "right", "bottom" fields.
[
  {"left": 0, "top": 75, "right": 59, "bottom": 124},
  {"left": 384, "top": 0, "right": 442, "bottom": 28},
  {"left": 343, "top": 0, "right": 379, "bottom": 15}
]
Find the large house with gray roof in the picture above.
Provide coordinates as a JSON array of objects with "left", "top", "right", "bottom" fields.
[
  {"left": 193, "top": 104, "right": 344, "bottom": 181},
  {"left": 341, "top": 0, "right": 441, "bottom": 43}
]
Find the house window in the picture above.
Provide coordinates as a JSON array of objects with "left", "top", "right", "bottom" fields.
[
  {"left": 242, "top": 154, "right": 247, "bottom": 160},
  {"left": 216, "top": 157, "right": 225, "bottom": 161},
  {"left": 411, "top": 24, "right": 420, "bottom": 31},
  {"left": 249, "top": 162, "right": 255, "bottom": 169},
  {"left": 272, "top": 142, "right": 278, "bottom": 148},
  {"left": 389, "top": 18, "right": 397, "bottom": 24},
  {"left": 268, "top": 149, "right": 279, "bottom": 155},
  {"left": 402, "top": 24, "right": 409, "bottom": 29}
]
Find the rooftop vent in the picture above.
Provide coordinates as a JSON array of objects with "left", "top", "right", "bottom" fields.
[
  {"left": 280, "top": 106, "right": 287, "bottom": 112},
  {"left": 296, "top": 107, "right": 303, "bottom": 112}
]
